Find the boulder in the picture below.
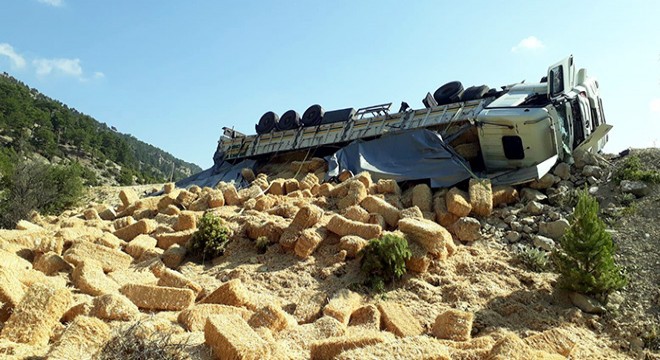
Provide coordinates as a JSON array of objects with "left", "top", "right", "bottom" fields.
[
  {"left": 524, "top": 201, "right": 544, "bottom": 215},
  {"left": 533, "top": 235, "right": 555, "bottom": 251},
  {"left": 538, "top": 219, "right": 570, "bottom": 240},
  {"left": 449, "top": 217, "right": 481, "bottom": 242},
  {"left": 552, "top": 163, "right": 571, "bottom": 180},
  {"left": 620, "top": 180, "right": 650, "bottom": 197}
]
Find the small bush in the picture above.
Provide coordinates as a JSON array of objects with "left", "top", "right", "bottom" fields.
[
  {"left": 255, "top": 236, "right": 270, "bottom": 254},
  {"left": 188, "top": 213, "right": 231, "bottom": 262},
  {"left": 613, "top": 155, "right": 660, "bottom": 184},
  {"left": 552, "top": 190, "right": 626, "bottom": 301},
  {"left": 95, "top": 321, "right": 189, "bottom": 360},
  {"left": 359, "top": 234, "right": 412, "bottom": 292},
  {"left": 515, "top": 244, "right": 552, "bottom": 272}
]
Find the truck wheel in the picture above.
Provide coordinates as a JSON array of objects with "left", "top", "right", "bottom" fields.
[
  {"left": 277, "top": 110, "right": 301, "bottom": 130},
  {"left": 461, "top": 85, "right": 489, "bottom": 101},
  {"left": 302, "top": 104, "right": 325, "bottom": 127},
  {"left": 255, "top": 111, "right": 279, "bottom": 134},
  {"left": 433, "top": 81, "right": 464, "bottom": 105}
]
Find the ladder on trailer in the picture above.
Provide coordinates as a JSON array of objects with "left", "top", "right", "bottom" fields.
[{"left": 218, "top": 97, "right": 496, "bottom": 161}]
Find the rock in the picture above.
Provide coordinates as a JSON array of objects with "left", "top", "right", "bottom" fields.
[
  {"left": 533, "top": 235, "right": 555, "bottom": 251},
  {"left": 586, "top": 176, "right": 599, "bottom": 185},
  {"left": 569, "top": 292, "right": 605, "bottom": 314},
  {"left": 538, "top": 219, "right": 570, "bottom": 240},
  {"left": 553, "top": 163, "right": 571, "bottom": 180},
  {"left": 524, "top": 201, "right": 544, "bottom": 215},
  {"left": 520, "top": 188, "right": 547, "bottom": 202},
  {"left": 449, "top": 217, "right": 481, "bottom": 242},
  {"left": 582, "top": 165, "right": 603, "bottom": 179},
  {"left": 510, "top": 221, "right": 523, "bottom": 232},
  {"left": 505, "top": 231, "right": 521, "bottom": 243},
  {"left": 620, "top": 180, "right": 650, "bottom": 197},
  {"left": 573, "top": 149, "right": 600, "bottom": 169},
  {"left": 588, "top": 186, "right": 599, "bottom": 195},
  {"left": 528, "top": 173, "right": 557, "bottom": 190}
]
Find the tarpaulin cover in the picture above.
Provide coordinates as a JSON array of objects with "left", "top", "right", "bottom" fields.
[
  {"left": 327, "top": 128, "right": 472, "bottom": 188},
  {"left": 176, "top": 158, "right": 255, "bottom": 189}
]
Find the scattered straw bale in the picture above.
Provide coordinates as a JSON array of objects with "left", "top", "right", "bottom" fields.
[
  {"left": 98, "top": 205, "right": 116, "bottom": 221},
  {"left": 343, "top": 205, "right": 370, "bottom": 223},
  {"left": 377, "top": 301, "right": 423, "bottom": 337},
  {"left": 294, "top": 226, "right": 328, "bottom": 258},
  {"left": 0, "top": 283, "right": 72, "bottom": 346},
  {"left": 253, "top": 174, "right": 269, "bottom": 191},
  {"left": 285, "top": 178, "right": 300, "bottom": 193},
  {"left": 33, "top": 251, "right": 71, "bottom": 275},
  {"left": 376, "top": 179, "right": 401, "bottom": 195},
  {"left": 248, "top": 304, "right": 291, "bottom": 332},
  {"left": 454, "top": 142, "right": 480, "bottom": 160},
  {"left": 162, "top": 243, "right": 187, "bottom": 268},
  {"left": 349, "top": 304, "right": 380, "bottom": 330},
  {"left": 157, "top": 194, "right": 178, "bottom": 212},
  {"left": 291, "top": 157, "right": 326, "bottom": 173},
  {"left": 176, "top": 189, "right": 198, "bottom": 208},
  {"left": 152, "top": 265, "right": 202, "bottom": 296},
  {"left": 352, "top": 171, "right": 373, "bottom": 189},
  {"left": 173, "top": 212, "right": 197, "bottom": 231},
  {"left": 446, "top": 187, "right": 472, "bottom": 217},
  {"left": 178, "top": 304, "right": 253, "bottom": 331},
  {"left": 524, "top": 328, "right": 577, "bottom": 357},
  {"left": 337, "top": 181, "right": 368, "bottom": 210},
  {"left": 119, "top": 189, "right": 139, "bottom": 207},
  {"left": 432, "top": 309, "right": 474, "bottom": 341},
  {"left": 300, "top": 173, "right": 320, "bottom": 190},
  {"left": 48, "top": 315, "right": 111, "bottom": 360},
  {"left": 336, "top": 335, "right": 451, "bottom": 360},
  {"left": 254, "top": 195, "right": 276, "bottom": 211},
  {"left": 449, "top": 217, "right": 481, "bottom": 242},
  {"left": 368, "top": 213, "right": 387, "bottom": 229},
  {"left": 338, "top": 170, "right": 353, "bottom": 182},
  {"left": 201, "top": 279, "right": 258, "bottom": 310},
  {"left": 120, "top": 284, "right": 195, "bottom": 311},
  {"left": 277, "top": 316, "right": 347, "bottom": 358},
  {"left": 154, "top": 229, "right": 195, "bottom": 249},
  {"left": 107, "top": 266, "right": 158, "bottom": 287},
  {"left": 269, "top": 178, "right": 286, "bottom": 195},
  {"left": 62, "top": 294, "right": 93, "bottom": 323},
  {"left": 112, "top": 216, "right": 136, "bottom": 231},
  {"left": 488, "top": 332, "right": 562, "bottom": 360},
  {"left": 245, "top": 218, "right": 288, "bottom": 242},
  {"left": 89, "top": 293, "right": 140, "bottom": 321},
  {"left": 310, "top": 330, "right": 388, "bottom": 360},
  {"left": 400, "top": 206, "right": 424, "bottom": 219},
  {"left": 434, "top": 193, "right": 459, "bottom": 227},
  {"left": 290, "top": 204, "right": 323, "bottom": 230},
  {"left": 0, "top": 268, "right": 25, "bottom": 321},
  {"left": 217, "top": 182, "right": 240, "bottom": 206},
  {"left": 113, "top": 219, "right": 157, "bottom": 241},
  {"left": 125, "top": 234, "right": 157, "bottom": 259},
  {"left": 412, "top": 184, "right": 433, "bottom": 212},
  {"left": 72, "top": 262, "right": 120, "bottom": 296},
  {"left": 208, "top": 191, "right": 225, "bottom": 208},
  {"left": 241, "top": 168, "right": 256, "bottom": 182},
  {"left": 64, "top": 241, "right": 133, "bottom": 272},
  {"left": 339, "top": 235, "right": 368, "bottom": 258},
  {"left": 397, "top": 217, "right": 452, "bottom": 258},
  {"left": 492, "top": 185, "right": 519, "bottom": 207},
  {"left": 163, "top": 182, "right": 175, "bottom": 194},
  {"left": 360, "top": 195, "right": 400, "bottom": 227},
  {"left": 327, "top": 214, "right": 382, "bottom": 240},
  {"left": 469, "top": 178, "right": 493, "bottom": 217},
  {"left": 323, "top": 289, "right": 361, "bottom": 325},
  {"left": 279, "top": 228, "right": 299, "bottom": 250},
  {"left": 95, "top": 232, "right": 125, "bottom": 250},
  {"left": 405, "top": 241, "right": 431, "bottom": 273},
  {"left": 15, "top": 220, "right": 42, "bottom": 231},
  {"left": 205, "top": 313, "right": 271, "bottom": 360},
  {"left": 83, "top": 208, "right": 101, "bottom": 221},
  {"left": 319, "top": 183, "right": 334, "bottom": 197}
]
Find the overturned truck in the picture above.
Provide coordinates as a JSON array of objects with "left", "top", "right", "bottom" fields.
[{"left": 180, "top": 56, "right": 611, "bottom": 189}]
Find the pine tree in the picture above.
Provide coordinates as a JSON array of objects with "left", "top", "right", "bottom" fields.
[{"left": 553, "top": 190, "right": 626, "bottom": 300}]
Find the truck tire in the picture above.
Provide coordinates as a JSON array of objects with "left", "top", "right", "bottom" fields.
[
  {"left": 433, "top": 81, "right": 464, "bottom": 105},
  {"left": 255, "top": 111, "right": 279, "bottom": 134},
  {"left": 301, "top": 104, "right": 325, "bottom": 127},
  {"left": 461, "top": 85, "right": 489, "bottom": 101},
  {"left": 277, "top": 110, "right": 301, "bottom": 130}
]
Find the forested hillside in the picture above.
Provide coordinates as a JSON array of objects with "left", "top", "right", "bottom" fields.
[{"left": 0, "top": 72, "right": 201, "bottom": 185}]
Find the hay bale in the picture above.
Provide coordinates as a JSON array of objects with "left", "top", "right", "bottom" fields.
[
  {"left": 205, "top": 313, "right": 271, "bottom": 360},
  {"left": 120, "top": 284, "right": 194, "bottom": 311},
  {"left": 0, "top": 283, "right": 72, "bottom": 346},
  {"left": 300, "top": 173, "right": 320, "bottom": 190},
  {"left": 449, "top": 217, "right": 481, "bottom": 242},
  {"left": 112, "top": 216, "right": 136, "bottom": 231},
  {"left": 294, "top": 226, "right": 327, "bottom": 258},
  {"left": 360, "top": 195, "right": 400, "bottom": 227},
  {"left": 208, "top": 192, "right": 225, "bottom": 208},
  {"left": 290, "top": 204, "right": 323, "bottom": 230},
  {"left": 469, "top": 178, "right": 493, "bottom": 217},
  {"left": 323, "top": 289, "right": 361, "bottom": 325},
  {"left": 368, "top": 213, "right": 387, "bottom": 229},
  {"left": 48, "top": 315, "right": 111, "bottom": 360},
  {"left": 376, "top": 179, "right": 401, "bottom": 195},
  {"left": 248, "top": 304, "right": 291, "bottom": 332},
  {"left": 432, "top": 309, "right": 474, "bottom": 341},
  {"left": 163, "top": 182, "right": 175, "bottom": 194},
  {"left": 348, "top": 304, "right": 380, "bottom": 330},
  {"left": 336, "top": 335, "right": 451, "bottom": 360},
  {"left": 201, "top": 279, "right": 258, "bottom": 310},
  {"left": 446, "top": 187, "right": 472, "bottom": 217},
  {"left": 83, "top": 208, "right": 101, "bottom": 221},
  {"left": 319, "top": 183, "right": 334, "bottom": 197},
  {"left": 218, "top": 182, "right": 240, "bottom": 206},
  {"left": 173, "top": 212, "right": 197, "bottom": 231},
  {"left": 285, "top": 179, "right": 300, "bottom": 193},
  {"left": 152, "top": 265, "right": 202, "bottom": 296},
  {"left": 245, "top": 218, "right": 287, "bottom": 243},
  {"left": 412, "top": 184, "right": 433, "bottom": 212},
  {"left": 97, "top": 204, "right": 117, "bottom": 221},
  {"left": 162, "top": 243, "right": 187, "bottom": 268},
  {"left": 338, "top": 181, "right": 368, "bottom": 210},
  {"left": 268, "top": 178, "right": 286, "bottom": 195},
  {"left": 119, "top": 189, "right": 139, "bottom": 207},
  {"left": 524, "top": 328, "right": 577, "bottom": 357},
  {"left": 241, "top": 168, "right": 256, "bottom": 182},
  {"left": 178, "top": 304, "right": 253, "bottom": 331},
  {"left": 377, "top": 301, "right": 423, "bottom": 337},
  {"left": 326, "top": 214, "right": 382, "bottom": 240},
  {"left": 154, "top": 229, "right": 195, "bottom": 249},
  {"left": 492, "top": 185, "right": 519, "bottom": 207},
  {"left": 352, "top": 171, "right": 373, "bottom": 189},
  {"left": 339, "top": 235, "right": 368, "bottom": 258},
  {"left": 64, "top": 241, "right": 133, "bottom": 272},
  {"left": 33, "top": 251, "right": 71, "bottom": 275},
  {"left": 400, "top": 206, "right": 424, "bottom": 219},
  {"left": 89, "top": 293, "right": 140, "bottom": 321},
  {"left": 405, "top": 241, "right": 431, "bottom": 273},
  {"left": 176, "top": 189, "right": 198, "bottom": 208},
  {"left": 0, "top": 268, "right": 25, "bottom": 321},
  {"left": 95, "top": 232, "right": 125, "bottom": 250},
  {"left": 162, "top": 204, "right": 181, "bottom": 216},
  {"left": 310, "top": 331, "right": 388, "bottom": 360},
  {"left": 343, "top": 205, "right": 370, "bottom": 223},
  {"left": 62, "top": 294, "right": 93, "bottom": 323},
  {"left": 113, "top": 219, "right": 157, "bottom": 241},
  {"left": 72, "top": 262, "right": 120, "bottom": 296},
  {"left": 254, "top": 195, "right": 276, "bottom": 211},
  {"left": 488, "top": 332, "right": 547, "bottom": 360},
  {"left": 125, "top": 234, "right": 157, "bottom": 259},
  {"left": 454, "top": 142, "right": 480, "bottom": 160},
  {"left": 434, "top": 193, "right": 459, "bottom": 227},
  {"left": 397, "top": 217, "right": 452, "bottom": 257}
]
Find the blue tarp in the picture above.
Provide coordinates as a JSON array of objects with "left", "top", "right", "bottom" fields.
[{"left": 176, "top": 158, "right": 255, "bottom": 189}]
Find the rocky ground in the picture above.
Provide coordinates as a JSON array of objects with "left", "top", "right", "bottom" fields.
[{"left": 0, "top": 148, "right": 658, "bottom": 359}]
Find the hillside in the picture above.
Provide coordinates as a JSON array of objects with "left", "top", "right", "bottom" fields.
[{"left": 0, "top": 72, "right": 201, "bottom": 185}]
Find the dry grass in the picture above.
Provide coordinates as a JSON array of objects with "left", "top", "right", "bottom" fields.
[{"left": 95, "top": 320, "right": 190, "bottom": 360}]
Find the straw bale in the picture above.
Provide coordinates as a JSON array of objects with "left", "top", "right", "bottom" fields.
[
  {"left": 245, "top": 218, "right": 287, "bottom": 242},
  {"left": 218, "top": 182, "right": 240, "bottom": 206},
  {"left": 14, "top": 220, "right": 42, "bottom": 231},
  {"left": 254, "top": 195, "right": 276, "bottom": 211},
  {"left": 468, "top": 178, "right": 493, "bottom": 217},
  {"left": 339, "top": 235, "right": 368, "bottom": 258},
  {"left": 432, "top": 309, "right": 474, "bottom": 341},
  {"left": 0, "top": 249, "right": 28, "bottom": 273},
  {"left": 125, "top": 234, "right": 157, "bottom": 259},
  {"left": 406, "top": 241, "right": 431, "bottom": 273},
  {"left": 348, "top": 304, "right": 380, "bottom": 330},
  {"left": 400, "top": 206, "right": 424, "bottom": 219},
  {"left": 300, "top": 173, "right": 320, "bottom": 190},
  {"left": 81, "top": 207, "right": 100, "bottom": 221},
  {"left": 360, "top": 195, "right": 400, "bottom": 227},
  {"left": 450, "top": 217, "right": 481, "bottom": 242},
  {"left": 157, "top": 194, "right": 177, "bottom": 212},
  {"left": 163, "top": 182, "right": 175, "bottom": 194},
  {"left": 89, "top": 293, "right": 140, "bottom": 321},
  {"left": 323, "top": 289, "right": 361, "bottom": 325},
  {"left": 178, "top": 304, "right": 253, "bottom": 331},
  {"left": 311, "top": 183, "right": 321, "bottom": 195},
  {"left": 290, "top": 204, "right": 323, "bottom": 230},
  {"left": 0, "top": 268, "right": 24, "bottom": 321},
  {"left": 377, "top": 301, "right": 423, "bottom": 337},
  {"left": 492, "top": 185, "right": 519, "bottom": 207},
  {"left": 351, "top": 171, "right": 372, "bottom": 188},
  {"left": 241, "top": 168, "right": 256, "bottom": 182},
  {"left": 285, "top": 178, "right": 300, "bottom": 193},
  {"left": 176, "top": 189, "right": 198, "bottom": 208},
  {"left": 33, "top": 251, "right": 71, "bottom": 275},
  {"left": 112, "top": 215, "right": 136, "bottom": 231},
  {"left": 446, "top": 187, "right": 472, "bottom": 217},
  {"left": 97, "top": 204, "right": 116, "bottom": 221},
  {"left": 72, "top": 261, "right": 120, "bottom": 296},
  {"left": 48, "top": 315, "right": 111, "bottom": 360},
  {"left": 319, "top": 183, "right": 334, "bottom": 197},
  {"left": 154, "top": 229, "right": 195, "bottom": 249},
  {"left": 201, "top": 279, "right": 258, "bottom": 310},
  {"left": 173, "top": 212, "right": 197, "bottom": 231},
  {"left": 152, "top": 265, "right": 203, "bottom": 296},
  {"left": 205, "top": 313, "right": 271, "bottom": 360},
  {"left": 287, "top": 190, "right": 303, "bottom": 198},
  {"left": 368, "top": 213, "right": 387, "bottom": 229},
  {"left": 160, "top": 204, "right": 180, "bottom": 216},
  {"left": 248, "top": 303, "right": 291, "bottom": 332},
  {"left": 294, "top": 226, "right": 327, "bottom": 258},
  {"left": 336, "top": 335, "right": 451, "bottom": 360},
  {"left": 107, "top": 266, "right": 158, "bottom": 287},
  {"left": 411, "top": 184, "right": 433, "bottom": 212},
  {"left": 95, "top": 232, "right": 125, "bottom": 250},
  {"left": 162, "top": 243, "right": 187, "bottom": 268},
  {"left": 524, "top": 328, "right": 577, "bottom": 357},
  {"left": 338, "top": 181, "right": 368, "bottom": 210},
  {"left": 279, "top": 228, "right": 299, "bottom": 250},
  {"left": 434, "top": 193, "right": 459, "bottom": 227},
  {"left": 112, "top": 218, "right": 157, "bottom": 241},
  {"left": 64, "top": 241, "right": 133, "bottom": 272},
  {"left": 119, "top": 188, "right": 139, "bottom": 207},
  {"left": 376, "top": 179, "right": 401, "bottom": 195},
  {"left": 277, "top": 316, "right": 347, "bottom": 358},
  {"left": 310, "top": 331, "right": 388, "bottom": 360},
  {"left": 268, "top": 178, "right": 286, "bottom": 195},
  {"left": 338, "top": 170, "right": 353, "bottom": 182},
  {"left": 0, "top": 283, "right": 72, "bottom": 346},
  {"left": 343, "top": 205, "right": 369, "bottom": 223},
  {"left": 62, "top": 294, "right": 93, "bottom": 323},
  {"left": 397, "top": 217, "right": 452, "bottom": 257},
  {"left": 56, "top": 226, "right": 104, "bottom": 245},
  {"left": 327, "top": 214, "right": 382, "bottom": 240},
  {"left": 120, "top": 284, "right": 195, "bottom": 311},
  {"left": 208, "top": 191, "right": 225, "bottom": 208}
]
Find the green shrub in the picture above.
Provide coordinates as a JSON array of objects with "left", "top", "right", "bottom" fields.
[
  {"left": 613, "top": 155, "right": 660, "bottom": 184},
  {"left": 255, "top": 236, "right": 270, "bottom": 254},
  {"left": 359, "top": 234, "right": 412, "bottom": 292},
  {"left": 552, "top": 190, "right": 626, "bottom": 301},
  {"left": 188, "top": 213, "right": 231, "bottom": 262},
  {"left": 515, "top": 244, "right": 552, "bottom": 272}
]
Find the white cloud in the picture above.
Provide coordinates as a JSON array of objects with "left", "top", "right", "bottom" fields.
[
  {"left": 33, "top": 57, "right": 83, "bottom": 78},
  {"left": 0, "top": 43, "right": 27, "bottom": 69},
  {"left": 650, "top": 98, "right": 660, "bottom": 114},
  {"left": 37, "top": 0, "right": 64, "bottom": 7},
  {"left": 93, "top": 71, "right": 105, "bottom": 79},
  {"left": 511, "top": 36, "right": 545, "bottom": 52}
]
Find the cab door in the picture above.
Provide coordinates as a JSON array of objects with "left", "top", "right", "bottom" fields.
[{"left": 547, "top": 56, "right": 575, "bottom": 99}]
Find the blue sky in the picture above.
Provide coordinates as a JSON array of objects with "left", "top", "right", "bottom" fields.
[{"left": 1, "top": 0, "right": 659, "bottom": 168}]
